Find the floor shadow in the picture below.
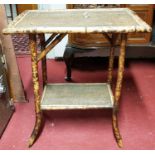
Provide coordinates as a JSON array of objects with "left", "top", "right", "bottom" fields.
[
  {"left": 71, "top": 57, "right": 119, "bottom": 72},
  {"left": 43, "top": 109, "right": 112, "bottom": 122}
]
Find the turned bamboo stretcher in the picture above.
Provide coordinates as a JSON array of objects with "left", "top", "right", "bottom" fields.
[{"left": 3, "top": 8, "right": 151, "bottom": 148}]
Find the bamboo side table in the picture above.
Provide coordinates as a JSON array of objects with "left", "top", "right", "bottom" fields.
[{"left": 3, "top": 8, "right": 151, "bottom": 148}]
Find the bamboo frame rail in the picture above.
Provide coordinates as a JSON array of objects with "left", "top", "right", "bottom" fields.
[
  {"left": 44, "top": 33, "right": 58, "bottom": 47},
  {"left": 37, "top": 33, "right": 66, "bottom": 62}
]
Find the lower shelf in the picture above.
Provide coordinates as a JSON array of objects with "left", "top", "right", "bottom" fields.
[{"left": 41, "top": 83, "right": 114, "bottom": 110}]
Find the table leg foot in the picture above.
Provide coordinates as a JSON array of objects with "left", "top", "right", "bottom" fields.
[
  {"left": 65, "top": 76, "right": 72, "bottom": 81},
  {"left": 28, "top": 113, "right": 43, "bottom": 147},
  {"left": 112, "top": 110, "right": 123, "bottom": 148}
]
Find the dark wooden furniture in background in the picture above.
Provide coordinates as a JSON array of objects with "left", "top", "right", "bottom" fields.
[
  {"left": 127, "top": 4, "right": 153, "bottom": 44},
  {"left": 64, "top": 4, "right": 154, "bottom": 80},
  {"left": 67, "top": 4, "right": 153, "bottom": 47},
  {"left": 16, "top": 4, "right": 38, "bottom": 15}
]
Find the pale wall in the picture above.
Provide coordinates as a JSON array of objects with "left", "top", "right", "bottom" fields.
[{"left": 38, "top": 4, "right": 68, "bottom": 59}]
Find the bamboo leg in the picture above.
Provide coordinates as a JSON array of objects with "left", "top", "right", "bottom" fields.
[
  {"left": 107, "top": 33, "right": 119, "bottom": 86},
  {"left": 112, "top": 109, "right": 123, "bottom": 148},
  {"left": 107, "top": 46, "right": 114, "bottom": 85},
  {"left": 28, "top": 34, "right": 43, "bottom": 147},
  {"left": 112, "top": 33, "right": 127, "bottom": 148},
  {"left": 39, "top": 34, "right": 47, "bottom": 87}
]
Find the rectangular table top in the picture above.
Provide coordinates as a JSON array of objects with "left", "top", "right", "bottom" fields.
[{"left": 3, "top": 8, "right": 151, "bottom": 34}]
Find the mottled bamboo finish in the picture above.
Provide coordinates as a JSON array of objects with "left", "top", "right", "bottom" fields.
[
  {"left": 112, "top": 110, "right": 123, "bottom": 148},
  {"left": 28, "top": 34, "right": 43, "bottom": 147},
  {"left": 37, "top": 34, "right": 66, "bottom": 62},
  {"left": 107, "top": 47, "right": 115, "bottom": 85},
  {"left": 112, "top": 33, "right": 127, "bottom": 148},
  {"left": 103, "top": 33, "right": 119, "bottom": 85},
  {"left": 39, "top": 34, "right": 47, "bottom": 87},
  {"left": 28, "top": 113, "right": 42, "bottom": 147},
  {"left": 114, "top": 34, "right": 127, "bottom": 106}
]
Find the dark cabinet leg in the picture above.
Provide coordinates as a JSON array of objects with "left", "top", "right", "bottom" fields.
[{"left": 63, "top": 47, "right": 74, "bottom": 81}]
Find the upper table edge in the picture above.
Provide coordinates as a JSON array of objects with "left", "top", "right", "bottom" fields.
[{"left": 2, "top": 8, "right": 152, "bottom": 34}]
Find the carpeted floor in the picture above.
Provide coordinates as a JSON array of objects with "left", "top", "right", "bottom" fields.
[{"left": 0, "top": 56, "right": 155, "bottom": 150}]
